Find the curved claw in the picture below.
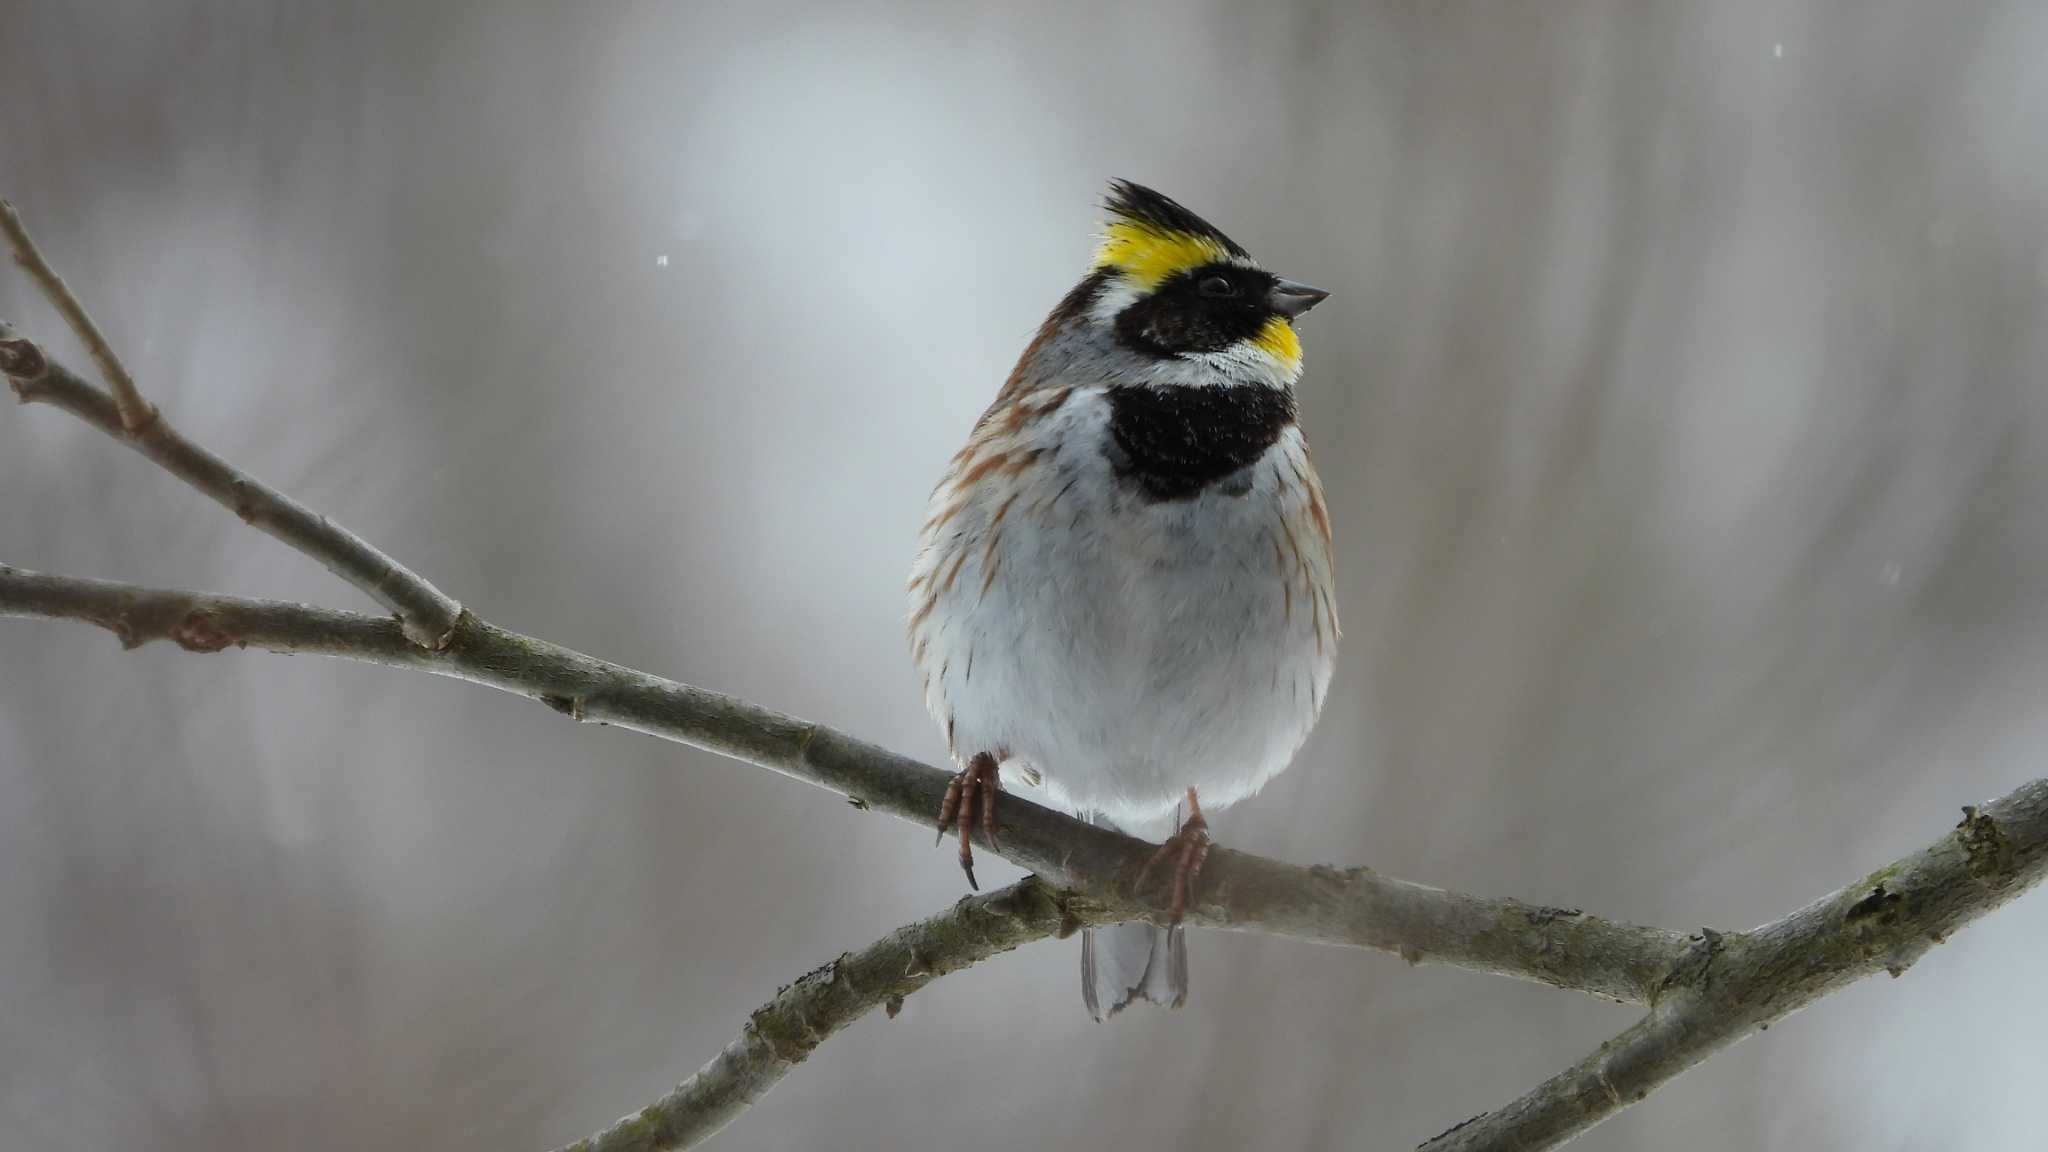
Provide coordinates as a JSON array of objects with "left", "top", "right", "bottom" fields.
[
  {"left": 935, "top": 753, "right": 1001, "bottom": 891},
  {"left": 1134, "top": 787, "right": 1211, "bottom": 925}
]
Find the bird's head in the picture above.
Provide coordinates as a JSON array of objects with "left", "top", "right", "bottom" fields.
[{"left": 1066, "top": 180, "right": 1328, "bottom": 389}]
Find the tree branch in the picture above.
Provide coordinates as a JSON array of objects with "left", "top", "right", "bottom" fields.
[
  {"left": 0, "top": 560, "right": 1689, "bottom": 1003},
  {"left": 560, "top": 878, "right": 1077, "bottom": 1152},
  {"left": 1, "top": 199, "right": 154, "bottom": 433},
  {"left": 0, "top": 236, "right": 1678, "bottom": 1148},
  {"left": 0, "top": 261, "right": 461, "bottom": 647},
  {"left": 8, "top": 231, "right": 2046, "bottom": 1152},
  {"left": 1421, "top": 778, "right": 2048, "bottom": 1152}
]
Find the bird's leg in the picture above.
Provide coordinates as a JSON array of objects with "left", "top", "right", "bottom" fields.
[
  {"left": 935, "top": 751, "right": 1002, "bottom": 890},
  {"left": 1134, "top": 787, "right": 1211, "bottom": 924}
]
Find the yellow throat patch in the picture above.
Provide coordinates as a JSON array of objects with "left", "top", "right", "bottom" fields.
[
  {"left": 1092, "top": 220, "right": 1237, "bottom": 291},
  {"left": 1253, "top": 316, "right": 1303, "bottom": 372}
]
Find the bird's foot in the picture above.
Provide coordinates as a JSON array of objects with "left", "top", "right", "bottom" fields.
[
  {"left": 936, "top": 752, "right": 1001, "bottom": 890},
  {"left": 1135, "top": 787, "right": 1211, "bottom": 925}
]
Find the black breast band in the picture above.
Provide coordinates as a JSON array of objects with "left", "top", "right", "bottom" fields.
[{"left": 1106, "top": 384, "right": 1296, "bottom": 502}]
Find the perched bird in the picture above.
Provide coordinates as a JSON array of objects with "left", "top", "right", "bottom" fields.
[{"left": 908, "top": 181, "right": 1336, "bottom": 1018}]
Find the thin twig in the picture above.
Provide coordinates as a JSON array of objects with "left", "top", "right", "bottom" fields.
[
  {"left": 1, "top": 332, "right": 463, "bottom": 647},
  {"left": 560, "top": 878, "right": 1076, "bottom": 1152},
  {"left": 0, "top": 200, "right": 155, "bottom": 433},
  {"left": 0, "top": 562, "right": 1692, "bottom": 1002},
  {"left": 1419, "top": 779, "right": 2048, "bottom": 1152}
]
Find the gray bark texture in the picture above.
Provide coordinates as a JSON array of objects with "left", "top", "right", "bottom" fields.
[
  {"left": 1421, "top": 781, "right": 2048, "bottom": 1151},
  {"left": 0, "top": 554, "right": 1692, "bottom": 1003},
  {"left": 559, "top": 878, "right": 1075, "bottom": 1152}
]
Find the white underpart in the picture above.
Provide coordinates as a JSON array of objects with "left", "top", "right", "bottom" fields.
[
  {"left": 913, "top": 388, "right": 1336, "bottom": 827},
  {"left": 1175, "top": 341, "right": 1300, "bottom": 389}
]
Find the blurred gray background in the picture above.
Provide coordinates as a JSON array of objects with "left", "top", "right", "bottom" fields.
[{"left": 4, "top": 1, "right": 2046, "bottom": 1149}]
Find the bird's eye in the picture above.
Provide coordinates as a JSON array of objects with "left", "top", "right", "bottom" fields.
[{"left": 1197, "top": 275, "right": 1236, "bottom": 298}]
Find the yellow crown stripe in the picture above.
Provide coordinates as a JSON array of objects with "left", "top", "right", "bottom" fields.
[{"left": 1092, "top": 221, "right": 1235, "bottom": 290}]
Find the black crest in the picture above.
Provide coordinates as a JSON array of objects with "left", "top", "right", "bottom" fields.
[{"left": 1104, "top": 180, "right": 1249, "bottom": 259}]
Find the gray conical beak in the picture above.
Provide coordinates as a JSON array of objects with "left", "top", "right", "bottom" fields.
[{"left": 1269, "top": 279, "right": 1330, "bottom": 318}]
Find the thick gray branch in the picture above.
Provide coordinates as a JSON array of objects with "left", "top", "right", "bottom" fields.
[
  {"left": 560, "top": 878, "right": 1077, "bottom": 1152},
  {"left": 20, "top": 566, "right": 2042, "bottom": 1152},
  {"left": 1420, "top": 778, "right": 2048, "bottom": 1152},
  {"left": 0, "top": 562, "right": 1690, "bottom": 1003},
  {"left": 0, "top": 318, "right": 461, "bottom": 647}
]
